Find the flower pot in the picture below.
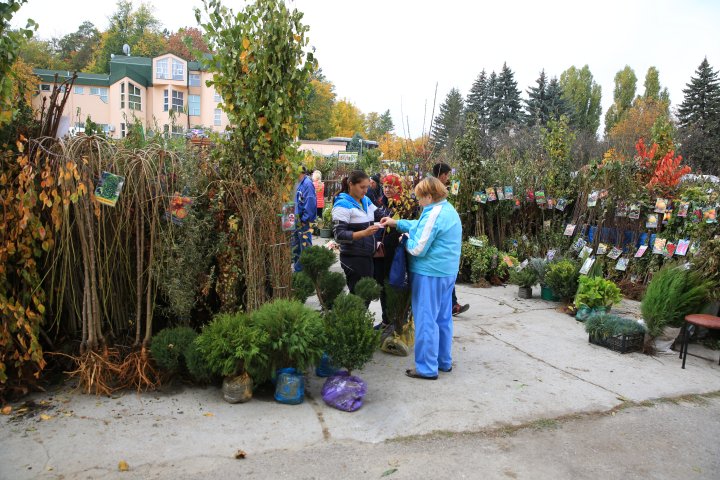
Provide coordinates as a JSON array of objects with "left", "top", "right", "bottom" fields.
[
  {"left": 222, "top": 373, "right": 253, "bottom": 403},
  {"left": 320, "top": 228, "right": 333, "bottom": 238},
  {"left": 518, "top": 286, "right": 532, "bottom": 299},
  {"left": 540, "top": 285, "right": 559, "bottom": 301}
]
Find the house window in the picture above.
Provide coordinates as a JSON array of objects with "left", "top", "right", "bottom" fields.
[
  {"left": 172, "top": 59, "right": 184, "bottom": 81},
  {"left": 171, "top": 90, "right": 184, "bottom": 112},
  {"left": 189, "top": 73, "right": 201, "bottom": 87},
  {"left": 171, "top": 125, "right": 184, "bottom": 138},
  {"left": 214, "top": 108, "right": 221, "bottom": 126},
  {"left": 40, "top": 84, "right": 51, "bottom": 91},
  {"left": 163, "top": 89, "right": 168, "bottom": 112},
  {"left": 120, "top": 122, "right": 126, "bottom": 138},
  {"left": 120, "top": 83, "right": 125, "bottom": 109},
  {"left": 128, "top": 83, "right": 141, "bottom": 111},
  {"left": 189, "top": 95, "right": 200, "bottom": 116},
  {"left": 156, "top": 58, "right": 169, "bottom": 79},
  {"left": 213, "top": 91, "right": 221, "bottom": 103},
  {"left": 90, "top": 87, "right": 108, "bottom": 103},
  {"left": 74, "top": 86, "right": 84, "bottom": 94}
]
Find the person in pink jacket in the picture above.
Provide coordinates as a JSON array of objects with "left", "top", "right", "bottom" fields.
[{"left": 312, "top": 170, "right": 325, "bottom": 218}]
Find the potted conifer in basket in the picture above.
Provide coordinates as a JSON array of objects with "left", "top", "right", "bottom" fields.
[{"left": 319, "top": 201, "right": 333, "bottom": 238}]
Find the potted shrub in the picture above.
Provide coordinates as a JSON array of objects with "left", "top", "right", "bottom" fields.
[
  {"left": 509, "top": 267, "right": 538, "bottom": 299},
  {"left": 250, "top": 299, "right": 326, "bottom": 405},
  {"left": 293, "top": 246, "right": 346, "bottom": 310},
  {"left": 320, "top": 201, "right": 333, "bottom": 238},
  {"left": 544, "top": 259, "right": 580, "bottom": 303},
  {"left": 322, "top": 292, "right": 381, "bottom": 412},
  {"left": 574, "top": 276, "right": 622, "bottom": 321},
  {"left": 194, "top": 313, "right": 269, "bottom": 403},
  {"left": 149, "top": 326, "right": 198, "bottom": 378},
  {"left": 585, "top": 314, "right": 646, "bottom": 353},
  {"left": 640, "top": 266, "right": 711, "bottom": 353}
]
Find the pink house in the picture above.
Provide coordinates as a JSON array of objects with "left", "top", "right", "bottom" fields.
[{"left": 33, "top": 53, "right": 230, "bottom": 138}]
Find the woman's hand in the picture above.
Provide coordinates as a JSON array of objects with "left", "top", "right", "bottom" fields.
[
  {"left": 363, "top": 224, "right": 380, "bottom": 237},
  {"left": 380, "top": 217, "right": 397, "bottom": 228}
]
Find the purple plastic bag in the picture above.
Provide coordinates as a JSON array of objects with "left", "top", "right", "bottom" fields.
[{"left": 321, "top": 371, "right": 367, "bottom": 412}]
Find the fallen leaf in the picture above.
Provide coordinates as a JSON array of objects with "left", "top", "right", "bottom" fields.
[
  {"left": 39, "top": 414, "right": 53, "bottom": 421},
  {"left": 381, "top": 468, "right": 398, "bottom": 477},
  {"left": 1, "top": 406, "right": 11, "bottom": 415},
  {"left": 203, "top": 412, "right": 214, "bottom": 417},
  {"left": 234, "top": 449, "right": 247, "bottom": 459},
  {"left": 118, "top": 460, "right": 129, "bottom": 472}
]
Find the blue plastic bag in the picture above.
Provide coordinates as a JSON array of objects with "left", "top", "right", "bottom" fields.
[
  {"left": 274, "top": 368, "right": 305, "bottom": 405},
  {"left": 321, "top": 371, "right": 367, "bottom": 412},
  {"left": 388, "top": 236, "right": 409, "bottom": 290},
  {"left": 315, "top": 353, "right": 339, "bottom": 377}
]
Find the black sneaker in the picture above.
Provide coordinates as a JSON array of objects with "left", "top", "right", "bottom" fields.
[{"left": 452, "top": 304, "right": 469, "bottom": 316}]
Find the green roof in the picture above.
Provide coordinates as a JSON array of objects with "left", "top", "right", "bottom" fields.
[
  {"left": 34, "top": 69, "right": 110, "bottom": 87},
  {"left": 109, "top": 56, "right": 153, "bottom": 87}
]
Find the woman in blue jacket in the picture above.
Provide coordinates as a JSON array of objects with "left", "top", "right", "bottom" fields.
[
  {"left": 332, "top": 170, "right": 381, "bottom": 294},
  {"left": 380, "top": 176, "right": 462, "bottom": 380}
]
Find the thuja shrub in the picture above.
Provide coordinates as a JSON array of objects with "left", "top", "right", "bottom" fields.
[
  {"left": 354, "top": 277, "right": 381, "bottom": 303},
  {"left": 149, "top": 327, "right": 198, "bottom": 374},
  {"left": 324, "top": 293, "right": 380, "bottom": 374}
]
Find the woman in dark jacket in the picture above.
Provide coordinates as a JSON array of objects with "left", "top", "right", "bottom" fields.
[{"left": 332, "top": 170, "right": 381, "bottom": 294}]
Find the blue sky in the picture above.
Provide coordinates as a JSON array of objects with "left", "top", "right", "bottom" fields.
[{"left": 12, "top": 0, "right": 720, "bottom": 138}]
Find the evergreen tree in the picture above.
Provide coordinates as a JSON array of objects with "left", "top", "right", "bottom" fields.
[
  {"left": 378, "top": 109, "right": 394, "bottom": 136},
  {"left": 494, "top": 62, "right": 523, "bottom": 130},
  {"left": 677, "top": 57, "right": 720, "bottom": 174},
  {"left": 466, "top": 70, "right": 488, "bottom": 128},
  {"left": 431, "top": 88, "right": 464, "bottom": 154},
  {"left": 525, "top": 69, "right": 549, "bottom": 126},
  {"left": 485, "top": 71, "right": 501, "bottom": 130},
  {"left": 546, "top": 77, "right": 569, "bottom": 122}
]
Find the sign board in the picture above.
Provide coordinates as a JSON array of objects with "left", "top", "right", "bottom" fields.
[{"left": 338, "top": 151, "right": 359, "bottom": 164}]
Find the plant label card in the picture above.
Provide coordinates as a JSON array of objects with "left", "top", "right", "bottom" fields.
[
  {"left": 473, "top": 191, "right": 484, "bottom": 203},
  {"left": 450, "top": 180, "right": 460, "bottom": 196},
  {"left": 503, "top": 255, "right": 515, "bottom": 267},
  {"left": 664, "top": 241, "right": 676, "bottom": 258},
  {"left": 556, "top": 198, "right": 568, "bottom": 211},
  {"left": 662, "top": 210, "right": 672, "bottom": 224},
  {"left": 677, "top": 201, "right": 690, "bottom": 217},
  {"left": 628, "top": 204, "right": 641, "bottom": 220},
  {"left": 468, "top": 236, "right": 486, "bottom": 247},
  {"left": 654, "top": 197, "right": 667, "bottom": 213},
  {"left": 486, "top": 187, "right": 497, "bottom": 201},
  {"left": 579, "top": 256, "right": 595, "bottom": 275},
  {"left": 615, "top": 257, "right": 629, "bottom": 271},
  {"left": 496, "top": 187, "right": 505, "bottom": 200},
  {"left": 615, "top": 202, "right": 628, "bottom": 217},
  {"left": 479, "top": 192, "right": 488, "bottom": 203},
  {"left": 691, "top": 206, "right": 703, "bottom": 223},
  {"left": 564, "top": 224, "right": 576, "bottom": 236},
  {"left": 599, "top": 189, "right": 609, "bottom": 199},
  {"left": 587, "top": 191, "right": 599, "bottom": 207},
  {"left": 572, "top": 237, "right": 587, "bottom": 252},
  {"left": 525, "top": 189, "right": 535, "bottom": 202},
  {"left": 596, "top": 243, "right": 609, "bottom": 255},
  {"left": 546, "top": 198, "right": 555, "bottom": 209},
  {"left": 543, "top": 219, "right": 551, "bottom": 230},
  {"left": 652, "top": 237, "right": 666, "bottom": 254},
  {"left": 635, "top": 245, "right": 648, "bottom": 258},
  {"left": 579, "top": 245, "right": 593, "bottom": 260},
  {"left": 504, "top": 186, "right": 514, "bottom": 200},
  {"left": 520, "top": 259, "right": 529, "bottom": 269},
  {"left": 646, "top": 214, "right": 659, "bottom": 229},
  {"left": 546, "top": 249, "right": 556, "bottom": 261},
  {"left": 676, "top": 239, "right": 690, "bottom": 256},
  {"left": 94, "top": 171, "right": 125, "bottom": 207},
  {"left": 281, "top": 202, "right": 296, "bottom": 231},
  {"left": 166, "top": 193, "right": 193, "bottom": 225},
  {"left": 704, "top": 206, "right": 717, "bottom": 223},
  {"left": 608, "top": 246, "right": 623, "bottom": 260},
  {"left": 689, "top": 241, "right": 701, "bottom": 255},
  {"left": 535, "top": 190, "right": 546, "bottom": 205}
]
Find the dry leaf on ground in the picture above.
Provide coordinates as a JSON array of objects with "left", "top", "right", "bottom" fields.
[
  {"left": 118, "top": 460, "right": 129, "bottom": 471},
  {"left": 39, "top": 414, "right": 53, "bottom": 421},
  {"left": 203, "top": 412, "right": 214, "bottom": 417},
  {"left": 1, "top": 406, "right": 11, "bottom": 415},
  {"left": 234, "top": 450, "right": 247, "bottom": 459}
]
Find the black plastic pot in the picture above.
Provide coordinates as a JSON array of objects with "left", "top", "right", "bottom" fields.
[{"left": 518, "top": 286, "right": 532, "bottom": 299}]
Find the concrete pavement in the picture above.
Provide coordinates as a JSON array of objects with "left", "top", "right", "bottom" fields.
[{"left": 2, "top": 274, "right": 720, "bottom": 479}]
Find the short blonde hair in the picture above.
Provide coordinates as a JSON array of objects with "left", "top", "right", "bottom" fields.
[
  {"left": 312, "top": 170, "right": 322, "bottom": 182},
  {"left": 414, "top": 176, "right": 448, "bottom": 202}
]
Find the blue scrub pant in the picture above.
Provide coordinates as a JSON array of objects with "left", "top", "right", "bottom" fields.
[{"left": 410, "top": 272, "right": 455, "bottom": 376}]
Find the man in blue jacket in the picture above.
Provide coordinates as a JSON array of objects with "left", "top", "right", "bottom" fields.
[{"left": 292, "top": 165, "right": 317, "bottom": 272}]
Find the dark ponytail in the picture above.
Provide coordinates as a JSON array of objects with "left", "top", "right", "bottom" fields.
[{"left": 339, "top": 170, "right": 369, "bottom": 194}]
